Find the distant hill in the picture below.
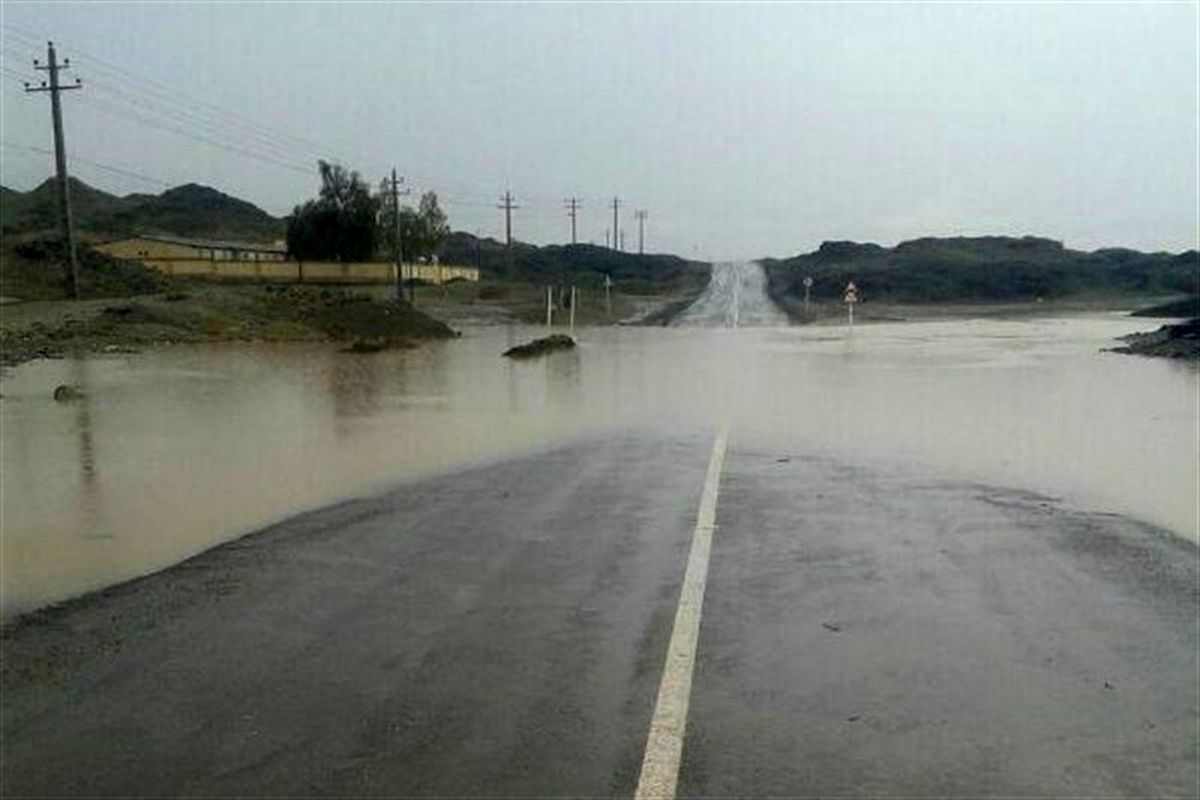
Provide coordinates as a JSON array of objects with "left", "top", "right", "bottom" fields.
[
  {"left": 438, "top": 232, "right": 709, "bottom": 294},
  {"left": 1, "top": 178, "right": 284, "bottom": 243},
  {"left": 761, "top": 236, "right": 1199, "bottom": 310}
]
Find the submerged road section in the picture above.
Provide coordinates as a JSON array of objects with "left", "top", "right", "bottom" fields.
[
  {"left": 672, "top": 261, "right": 788, "bottom": 328},
  {"left": 2, "top": 432, "right": 1196, "bottom": 797}
]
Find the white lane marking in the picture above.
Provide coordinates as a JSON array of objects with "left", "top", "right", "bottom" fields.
[{"left": 635, "top": 425, "right": 730, "bottom": 800}]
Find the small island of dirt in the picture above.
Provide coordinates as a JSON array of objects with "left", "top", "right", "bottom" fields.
[{"left": 503, "top": 333, "right": 576, "bottom": 359}]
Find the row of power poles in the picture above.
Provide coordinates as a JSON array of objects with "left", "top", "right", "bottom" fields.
[
  {"left": 22, "top": 38, "right": 653, "bottom": 301},
  {"left": 602, "top": 197, "right": 649, "bottom": 255},
  {"left": 497, "top": 193, "right": 650, "bottom": 277}
]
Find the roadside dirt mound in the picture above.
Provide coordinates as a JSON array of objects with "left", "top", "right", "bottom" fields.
[
  {"left": 269, "top": 288, "right": 457, "bottom": 342},
  {"left": 1, "top": 236, "right": 169, "bottom": 300},
  {"left": 1, "top": 284, "right": 458, "bottom": 368}
]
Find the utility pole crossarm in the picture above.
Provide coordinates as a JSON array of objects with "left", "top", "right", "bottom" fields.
[{"left": 23, "top": 81, "right": 82, "bottom": 93}]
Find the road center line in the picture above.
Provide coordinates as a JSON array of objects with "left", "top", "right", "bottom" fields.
[{"left": 635, "top": 424, "right": 730, "bottom": 800}]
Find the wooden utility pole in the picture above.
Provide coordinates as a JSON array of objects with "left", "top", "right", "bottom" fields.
[
  {"left": 635, "top": 210, "right": 648, "bottom": 255},
  {"left": 610, "top": 196, "right": 621, "bottom": 251},
  {"left": 25, "top": 42, "right": 82, "bottom": 299},
  {"left": 498, "top": 190, "right": 519, "bottom": 280},
  {"left": 389, "top": 169, "right": 411, "bottom": 302},
  {"left": 565, "top": 197, "right": 580, "bottom": 244}
]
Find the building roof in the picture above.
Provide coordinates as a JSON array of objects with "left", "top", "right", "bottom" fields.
[{"left": 119, "top": 233, "right": 287, "bottom": 253}]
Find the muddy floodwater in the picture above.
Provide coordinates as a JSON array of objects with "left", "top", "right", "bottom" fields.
[{"left": 2, "top": 315, "right": 1196, "bottom": 615}]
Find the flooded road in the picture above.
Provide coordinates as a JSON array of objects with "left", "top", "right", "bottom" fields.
[
  {"left": 672, "top": 261, "right": 789, "bottom": 327},
  {"left": 1, "top": 315, "right": 1196, "bottom": 615}
]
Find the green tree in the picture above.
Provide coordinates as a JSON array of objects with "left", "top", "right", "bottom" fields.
[
  {"left": 287, "top": 161, "right": 378, "bottom": 261},
  {"left": 411, "top": 191, "right": 449, "bottom": 260},
  {"left": 375, "top": 186, "right": 449, "bottom": 263}
]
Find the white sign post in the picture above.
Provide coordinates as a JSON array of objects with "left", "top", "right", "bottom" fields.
[
  {"left": 604, "top": 273, "right": 613, "bottom": 318},
  {"left": 843, "top": 281, "right": 858, "bottom": 328},
  {"left": 546, "top": 286, "right": 554, "bottom": 329},
  {"left": 803, "top": 275, "right": 813, "bottom": 320}
]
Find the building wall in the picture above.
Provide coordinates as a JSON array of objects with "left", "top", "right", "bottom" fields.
[
  {"left": 99, "top": 238, "right": 204, "bottom": 261},
  {"left": 112, "top": 255, "right": 480, "bottom": 285},
  {"left": 95, "top": 238, "right": 478, "bottom": 284},
  {"left": 96, "top": 237, "right": 287, "bottom": 262}
]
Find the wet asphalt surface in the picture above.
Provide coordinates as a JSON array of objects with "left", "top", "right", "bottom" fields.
[{"left": 2, "top": 432, "right": 1197, "bottom": 798}]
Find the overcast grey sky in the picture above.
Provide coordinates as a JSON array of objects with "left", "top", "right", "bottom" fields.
[{"left": 1, "top": 2, "right": 1196, "bottom": 259}]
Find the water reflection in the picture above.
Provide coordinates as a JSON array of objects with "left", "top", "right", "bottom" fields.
[
  {"left": 329, "top": 348, "right": 390, "bottom": 421},
  {"left": 545, "top": 345, "right": 582, "bottom": 411},
  {"left": 1, "top": 316, "right": 1195, "bottom": 616},
  {"left": 68, "top": 360, "right": 114, "bottom": 544}
]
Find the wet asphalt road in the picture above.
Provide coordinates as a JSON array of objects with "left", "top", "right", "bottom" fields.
[{"left": 2, "top": 432, "right": 1197, "bottom": 798}]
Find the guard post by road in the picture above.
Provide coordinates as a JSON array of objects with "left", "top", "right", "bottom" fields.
[{"left": 844, "top": 281, "right": 858, "bottom": 329}]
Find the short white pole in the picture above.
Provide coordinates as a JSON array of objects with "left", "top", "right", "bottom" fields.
[
  {"left": 546, "top": 286, "right": 554, "bottom": 329},
  {"left": 569, "top": 286, "right": 577, "bottom": 334}
]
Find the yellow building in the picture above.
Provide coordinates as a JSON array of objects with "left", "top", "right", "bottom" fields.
[
  {"left": 94, "top": 235, "right": 478, "bottom": 285},
  {"left": 96, "top": 234, "right": 287, "bottom": 265}
]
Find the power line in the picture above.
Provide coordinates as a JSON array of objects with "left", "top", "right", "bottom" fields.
[
  {"left": 2, "top": 23, "right": 336, "bottom": 160},
  {"left": 75, "top": 93, "right": 314, "bottom": 175},
  {"left": 7, "top": 59, "right": 317, "bottom": 173},
  {"left": 84, "top": 76, "right": 319, "bottom": 166},
  {"left": 1, "top": 140, "right": 172, "bottom": 187}
]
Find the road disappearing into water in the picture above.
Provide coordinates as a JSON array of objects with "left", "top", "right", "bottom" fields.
[
  {"left": 3, "top": 429, "right": 1195, "bottom": 797},
  {"left": 672, "top": 261, "right": 789, "bottom": 328},
  {"left": 2, "top": 296, "right": 1197, "bottom": 797}
]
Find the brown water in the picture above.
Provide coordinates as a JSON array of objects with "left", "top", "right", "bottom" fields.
[{"left": 2, "top": 315, "right": 1196, "bottom": 616}]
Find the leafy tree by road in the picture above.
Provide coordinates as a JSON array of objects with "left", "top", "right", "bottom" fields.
[
  {"left": 287, "top": 161, "right": 378, "bottom": 262},
  {"left": 376, "top": 184, "right": 449, "bottom": 263}
]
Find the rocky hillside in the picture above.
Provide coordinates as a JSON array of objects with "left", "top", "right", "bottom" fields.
[
  {"left": 762, "top": 236, "right": 1199, "bottom": 310},
  {"left": 1, "top": 179, "right": 284, "bottom": 242}
]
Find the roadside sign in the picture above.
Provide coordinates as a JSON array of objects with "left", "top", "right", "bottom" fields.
[
  {"left": 844, "top": 281, "right": 858, "bottom": 329},
  {"left": 803, "top": 276, "right": 813, "bottom": 288}
]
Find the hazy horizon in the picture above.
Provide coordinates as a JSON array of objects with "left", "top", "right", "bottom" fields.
[{"left": 2, "top": 3, "right": 1196, "bottom": 261}]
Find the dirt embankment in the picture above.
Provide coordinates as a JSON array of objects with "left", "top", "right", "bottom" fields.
[
  {"left": 0, "top": 238, "right": 458, "bottom": 368},
  {"left": 1, "top": 285, "right": 458, "bottom": 368},
  {"left": 1110, "top": 319, "right": 1200, "bottom": 360}
]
